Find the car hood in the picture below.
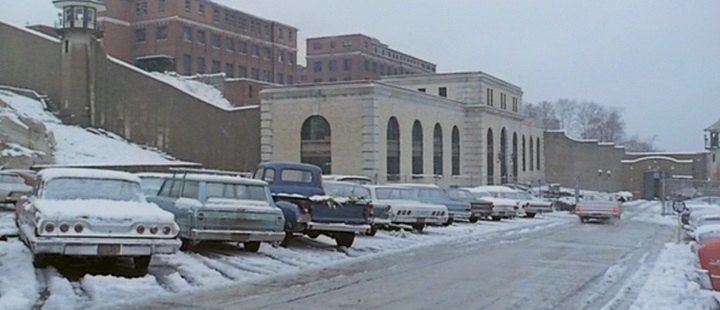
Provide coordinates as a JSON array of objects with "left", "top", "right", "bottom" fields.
[
  {"left": 480, "top": 197, "right": 517, "bottom": 207},
  {"left": 34, "top": 199, "right": 175, "bottom": 224}
]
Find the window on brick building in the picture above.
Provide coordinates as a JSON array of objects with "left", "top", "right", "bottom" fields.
[
  {"left": 211, "top": 60, "right": 220, "bottom": 73},
  {"left": 418, "top": 88, "right": 426, "bottom": 93},
  {"left": 344, "top": 77, "right": 352, "bottom": 81},
  {"left": 313, "top": 78, "right": 322, "bottom": 83},
  {"left": 251, "top": 68, "right": 259, "bottom": 80},
  {"left": 288, "top": 52, "right": 295, "bottom": 65},
  {"left": 197, "top": 57, "right": 206, "bottom": 73},
  {"left": 198, "top": 4, "right": 205, "bottom": 16},
  {"left": 330, "top": 41, "right": 336, "bottom": 49},
  {"left": 288, "top": 30, "right": 294, "bottom": 42},
  {"left": 182, "top": 54, "right": 191, "bottom": 75},
  {"left": 328, "top": 60, "right": 337, "bottom": 72},
  {"left": 158, "top": 0, "right": 166, "bottom": 13},
  {"left": 212, "top": 7, "right": 220, "bottom": 23},
  {"left": 372, "top": 62, "right": 377, "bottom": 73},
  {"left": 155, "top": 26, "right": 167, "bottom": 40},
  {"left": 328, "top": 77, "right": 337, "bottom": 82},
  {"left": 135, "top": 1, "right": 148, "bottom": 16},
  {"left": 183, "top": 26, "right": 192, "bottom": 42},
  {"left": 287, "top": 75, "right": 294, "bottom": 84},
  {"left": 211, "top": 33, "right": 221, "bottom": 48},
  {"left": 238, "top": 66, "right": 247, "bottom": 78},
  {"left": 343, "top": 40, "right": 352, "bottom": 48},
  {"left": 197, "top": 30, "right": 205, "bottom": 44},
  {"left": 277, "top": 73, "right": 284, "bottom": 84},
  {"left": 439, "top": 87, "right": 447, "bottom": 98},
  {"left": 312, "top": 42, "right": 322, "bottom": 50},
  {"left": 262, "top": 70, "right": 271, "bottom": 82},
  {"left": 184, "top": 0, "right": 191, "bottom": 14},
  {"left": 262, "top": 46, "right": 271, "bottom": 59},
  {"left": 226, "top": 38, "right": 234, "bottom": 51},
  {"left": 134, "top": 28, "right": 146, "bottom": 43},
  {"left": 364, "top": 60, "right": 369, "bottom": 71},
  {"left": 313, "top": 61, "right": 322, "bottom": 73},
  {"left": 238, "top": 41, "right": 247, "bottom": 54},
  {"left": 225, "top": 63, "right": 234, "bottom": 78},
  {"left": 343, "top": 59, "right": 352, "bottom": 71},
  {"left": 251, "top": 44, "right": 260, "bottom": 57}
]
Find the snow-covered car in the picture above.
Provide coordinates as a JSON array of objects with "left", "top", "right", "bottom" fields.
[
  {"left": 14, "top": 168, "right": 181, "bottom": 272},
  {"left": 685, "top": 210, "right": 720, "bottom": 240},
  {"left": 321, "top": 175, "right": 374, "bottom": 185},
  {"left": 364, "top": 185, "right": 449, "bottom": 232},
  {"left": 136, "top": 172, "right": 172, "bottom": 198},
  {"left": 0, "top": 171, "right": 33, "bottom": 204},
  {"left": 149, "top": 173, "right": 286, "bottom": 252},
  {"left": 446, "top": 188, "right": 494, "bottom": 222},
  {"left": 464, "top": 188, "right": 517, "bottom": 221},
  {"left": 397, "top": 184, "right": 469, "bottom": 224}
]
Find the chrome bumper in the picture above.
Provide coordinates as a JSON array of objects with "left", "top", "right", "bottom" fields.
[
  {"left": 390, "top": 215, "right": 445, "bottom": 225},
  {"left": 186, "top": 229, "right": 285, "bottom": 242},
  {"left": 306, "top": 222, "right": 371, "bottom": 234},
  {"left": 21, "top": 227, "right": 180, "bottom": 256}
]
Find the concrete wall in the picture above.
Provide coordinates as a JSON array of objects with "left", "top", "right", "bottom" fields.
[
  {"left": 0, "top": 22, "right": 261, "bottom": 171},
  {"left": 543, "top": 131, "right": 625, "bottom": 192}
]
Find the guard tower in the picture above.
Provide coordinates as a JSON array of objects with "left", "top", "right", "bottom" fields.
[
  {"left": 706, "top": 119, "right": 720, "bottom": 181},
  {"left": 53, "top": 0, "right": 107, "bottom": 127}
]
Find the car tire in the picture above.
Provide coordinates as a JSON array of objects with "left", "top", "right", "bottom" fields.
[
  {"left": 307, "top": 231, "right": 320, "bottom": 239},
  {"left": 412, "top": 223, "right": 425, "bottom": 232},
  {"left": 491, "top": 216, "right": 502, "bottom": 221},
  {"left": 280, "top": 232, "right": 293, "bottom": 247},
  {"left": 244, "top": 241, "right": 261, "bottom": 252},
  {"left": 526, "top": 212, "right": 536, "bottom": 218},
  {"left": 443, "top": 217, "right": 454, "bottom": 226},
  {"left": 180, "top": 238, "right": 194, "bottom": 251},
  {"left": 335, "top": 232, "right": 355, "bottom": 248},
  {"left": 469, "top": 216, "right": 478, "bottom": 223},
  {"left": 33, "top": 254, "right": 51, "bottom": 268},
  {"left": 133, "top": 256, "right": 151, "bottom": 274},
  {"left": 366, "top": 225, "right": 378, "bottom": 236},
  {"left": 580, "top": 217, "right": 587, "bottom": 223}
]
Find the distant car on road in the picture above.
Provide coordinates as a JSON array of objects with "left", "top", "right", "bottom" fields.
[
  {"left": 575, "top": 194, "right": 621, "bottom": 223},
  {"left": 15, "top": 168, "right": 181, "bottom": 273}
]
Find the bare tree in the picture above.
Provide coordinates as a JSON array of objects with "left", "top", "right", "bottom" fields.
[
  {"left": 600, "top": 108, "right": 625, "bottom": 142},
  {"left": 623, "top": 135, "right": 661, "bottom": 152},
  {"left": 554, "top": 98, "right": 578, "bottom": 132},
  {"left": 575, "top": 101, "right": 607, "bottom": 140},
  {"left": 524, "top": 101, "right": 560, "bottom": 130}
]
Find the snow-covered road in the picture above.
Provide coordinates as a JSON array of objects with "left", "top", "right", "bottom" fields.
[{"left": 1, "top": 201, "right": 717, "bottom": 310}]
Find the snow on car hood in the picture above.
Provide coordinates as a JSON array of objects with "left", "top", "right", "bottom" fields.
[
  {"left": 34, "top": 199, "right": 174, "bottom": 223},
  {"left": 481, "top": 197, "right": 517, "bottom": 207},
  {"left": 205, "top": 198, "right": 277, "bottom": 213}
]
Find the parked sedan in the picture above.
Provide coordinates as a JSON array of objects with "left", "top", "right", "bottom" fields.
[
  {"left": 398, "top": 184, "right": 470, "bottom": 224},
  {"left": 364, "top": 185, "right": 449, "bottom": 232},
  {"left": 149, "top": 172, "right": 286, "bottom": 252},
  {"left": 446, "top": 188, "right": 493, "bottom": 223},
  {"left": 15, "top": 168, "right": 181, "bottom": 273},
  {"left": 465, "top": 187, "right": 519, "bottom": 220},
  {"left": 0, "top": 171, "right": 33, "bottom": 204}
]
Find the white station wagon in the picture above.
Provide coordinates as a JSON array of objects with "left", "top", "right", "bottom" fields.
[{"left": 15, "top": 168, "right": 181, "bottom": 273}]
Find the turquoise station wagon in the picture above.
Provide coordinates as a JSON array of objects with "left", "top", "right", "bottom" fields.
[{"left": 149, "top": 173, "right": 286, "bottom": 252}]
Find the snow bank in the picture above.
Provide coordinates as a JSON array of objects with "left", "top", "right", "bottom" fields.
[
  {"left": 0, "top": 212, "right": 17, "bottom": 236},
  {"left": 630, "top": 243, "right": 720, "bottom": 310},
  {"left": 627, "top": 201, "right": 678, "bottom": 226},
  {"left": 148, "top": 72, "right": 232, "bottom": 109},
  {"left": 0, "top": 241, "right": 38, "bottom": 310}
]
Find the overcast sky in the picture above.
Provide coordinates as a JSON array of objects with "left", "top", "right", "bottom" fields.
[{"left": 2, "top": 0, "right": 719, "bottom": 152}]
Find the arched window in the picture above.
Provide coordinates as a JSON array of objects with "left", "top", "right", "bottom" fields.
[
  {"left": 529, "top": 136, "right": 534, "bottom": 171},
  {"left": 301, "top": 115, "right": 331, "bottom": 174},
  {"left": 386, "top": 117, "right": 400, "bottom": 181},
  {"left": 500, "top": 128, "right": 508, "bottom": 184},
  {"left": 451, "top": 126, "right": 460, "bottom": 176},
  {"left": 412, "top": 120, "right": 423, "bottom": 175},
  {"left": 433, "top": 124, "right": 443, "bottom": 175},
  {"left": 512, "top": 133, "right": 518, "bottom": 182},
  {"left": 522, "top": 135, "right": 526, "bottom": 172},
  {"left": 487, "top": 128, "right": 494, "bottom": 185},
  {"left": 536, "top": 137, "right": 541, "bottom": 171}
]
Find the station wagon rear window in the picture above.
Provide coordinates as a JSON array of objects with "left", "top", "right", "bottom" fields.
[
  {"left": 281, "top": 169, "right": 313, "bottom": 182},
  {"left": 43, "top": 177, "right": 143, "bottom": 202},
  {"left": 376, "top": 188, "right": 415, "bottom": 200},
  {"left": 0, "top": 173, "right": 24, "bottom": 184},
  {"left": 206, "top": 182, "right": 267, "bottom": 201}
]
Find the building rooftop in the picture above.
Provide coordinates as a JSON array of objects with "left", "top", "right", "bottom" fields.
[{"left": 705, "top": 119, "right": 720, "bottom": 132}]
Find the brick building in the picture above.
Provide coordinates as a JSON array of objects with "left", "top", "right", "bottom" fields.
[
  {"left": 99, "top": 0, "right": 298, "bottom": 85},
  {"left": 306, "top": 34, "right": 436, "bottom": 83}
]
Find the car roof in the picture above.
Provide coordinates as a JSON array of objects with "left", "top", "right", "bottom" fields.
[
  {"left": 257, "top": 161, "right": 322, "bottom": 173},
  {"left": 169, "top": 173, "right": 268, "bottom": 186},
  {"left": 135, "top": 172, "right": 173, "bottom": 178},
  {"left": 393, "top": 183, "right": 442, "bottom": 189},
  {"left": 469, "top": 185, "right": 518, "bottom": 192},
  {"left": 323, "top": 180, "right": 361, "bottom": 186},
  {"left": 39, "top": 168, "right": 141, "bottom": 183},
  {"left": 322, "top": 174, "right": 372, "bottom": 181}
]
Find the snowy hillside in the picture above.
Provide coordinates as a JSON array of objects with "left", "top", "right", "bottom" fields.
[{"left": 0, "top": 89, "right": 185, "bottom": 166}]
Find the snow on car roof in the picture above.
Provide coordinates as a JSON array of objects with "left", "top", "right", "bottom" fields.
[
  {"left": 135, "top": 172, "right": 173, "bottom": 179},
  {"left": 468, "top": 185, "right": 518, "bottom": 192},
  {"left": 393, "top": 183, "right": 441, "bottom": 189},
  {"left": 170, "top": 173, "right": 268, "bottom": 186},
  {"left": 694, "top": 224, "right": 720, "bottom": 237},
  {"left": 39, "top": 168, "right": 141, "bottom": 183}
]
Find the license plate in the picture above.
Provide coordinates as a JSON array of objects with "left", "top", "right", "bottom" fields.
[
  {"left": 417, "top": 218, "right": 426, "bottom": 223},
  {"left": 97, "top": 244, "right": 121, "bottom": 256}
]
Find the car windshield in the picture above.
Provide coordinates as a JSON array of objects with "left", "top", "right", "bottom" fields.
[
  {"left": 324, "top": 183, "right": 370, "bottom": 199},
  {"left": 0, "top": 173, "right": 25, "bottom": 184},
  {"left": 375, "top": 187, "right": 416, "bottom": 200},
  {"left": 584, "top": 194, "right": 615, "bottom": 202},
  {"left": 43, "top": 177, "right": 144, "bottom": 202},
  {"left": 514, "top": 192, "right": 533, "bottom": 200},
  {"left": 206, "top": 182, "right": 268, "bottom": 201},
  {"left": 139, "top": 177, "right": 165, "bottom": 196},
  {"left": 417, "top": 188, "right": 448, "bottom": 199},
  {"left": 448, "top": 189, "right": 474, "bottom": 200}
]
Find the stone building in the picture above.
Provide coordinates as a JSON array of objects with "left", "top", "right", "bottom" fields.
[
  {"left": 305, "top": 34, "right": 436, "bottom": 83},
  {"left": 260, "top": 72, "right": 545, "bottom": 186}
]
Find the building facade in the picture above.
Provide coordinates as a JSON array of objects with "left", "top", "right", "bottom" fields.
[
  {"left": 260, "top": 72, "right": 544, "bottom": 186},
  {"left": 99, "top": 0, "right": 298, "bottom": 84},
  {"left": 305, "top": 34, "right": 436, "bottom": 83}
]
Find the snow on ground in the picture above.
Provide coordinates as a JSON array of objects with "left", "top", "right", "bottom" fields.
[
  {"left": 0, "top": 212, "right": 17, "bottom": 236},
  {"left": 148, "top": 72, "right": 232, "bottom": 109},
  {"left": 0, "top": 89, "right": 182, "bottom": 165},
  {"left": 0, "top": 212, "right": 571, "bottom": 309},
  {"left": 626, "top": 200, "right": 680, "bottom": 226},
  {"left": 630, "top": 243, "right": 720, "bottom": 310}
]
